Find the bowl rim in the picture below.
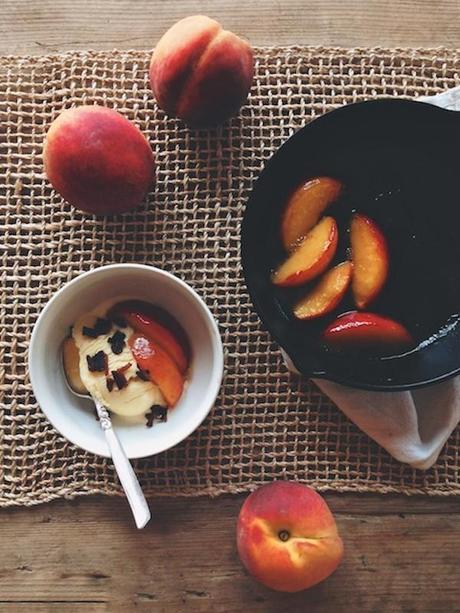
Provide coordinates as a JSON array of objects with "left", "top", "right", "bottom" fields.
[{"left": 28, "top": 263, "right": 224, "bottom": 458}]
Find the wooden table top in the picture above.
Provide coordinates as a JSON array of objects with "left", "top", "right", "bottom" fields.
[{"left": 2, "top": 1, "right": 460, "bottom": 611}]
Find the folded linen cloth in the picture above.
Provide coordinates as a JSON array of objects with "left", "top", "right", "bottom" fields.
[
  {"left": 314, "top": 377, "right": 460, "bottom": 469},
  {"left": 282, "top": 350, "right": 460, "bottom": 469}
]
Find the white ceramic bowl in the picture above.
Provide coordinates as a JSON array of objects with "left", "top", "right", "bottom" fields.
[{"left": 29, "top": 264, "right": 224, "bottom": 459}]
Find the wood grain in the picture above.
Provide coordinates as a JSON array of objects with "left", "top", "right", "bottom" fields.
[
  {"left": 1, "top": 0, "right": 459, "bottom": 55},
  {"left": 0, "top": 494, "right": 459, "bottom": 612}
]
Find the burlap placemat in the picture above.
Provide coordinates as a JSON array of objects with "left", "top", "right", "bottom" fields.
[{"left": 1, "top": 46, "right": 459, "bottom": 507}]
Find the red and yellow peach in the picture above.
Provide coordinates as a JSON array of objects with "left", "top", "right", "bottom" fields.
[
  {"left": 44, "top": 105, "right": 155, "bottom": 215},
  {"left": 149, "top": 15, "right": 254, "bottom": 126},
  {"left": 237, "top": 481, "right": 344, "bottom": 592}
]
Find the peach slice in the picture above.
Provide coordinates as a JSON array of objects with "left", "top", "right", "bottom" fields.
[
  {"left": 129, "top": 333, "right": 184, "bottom": 407},
  {"left": 293, "top": 261, "right": 352, "bottom": 320},
  {"left": 272, "top": 217, "right": 338, "bottom": 287},
  {"left": 323, "top": 311, "right": 413, "bottom": 352},
  {"left": 111, "top": 301, "right": 189, "bottom": 373},
  {"left": 351, "top": 214, "right": 389, "bottom": 309},
  {"left": 281, "top": 177, "right": 342, "bottom": 250}
]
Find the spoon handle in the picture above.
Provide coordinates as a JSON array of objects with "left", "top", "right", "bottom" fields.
[{"left": 95, "top": 400, "right": 151, "bottom": 529}]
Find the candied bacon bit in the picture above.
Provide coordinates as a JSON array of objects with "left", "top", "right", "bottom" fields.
[
  {"left": 145, "top": 404, "right": 167, "bottom": 427},
  {"left": 82, "top": 326, "right": 99, "bottom": 338},
  {"left": 111, "top": 368, "right": 128, "bottom": 390},
  {"left": 94, "top": 318, "right": 112, "bottom": 334},
  {"left": 111, "top": 315, "right": 127, "bottom": 328},
  {"left": 108, "top": 330, "right": 126, "bottom": 355},
  {"left": 106, "top": 378, "right": 114, "bottom": 392},
  {"left": 152, "top": 405, "right": 167, "bottom": 421},
  {"left": 86, "top": 351, "right": 107, "bottom": 372},
  {"left": 82, "top": 318, "right": 112, "bottom": 338},
  {"left": 118, "top": 362, "right": 131, "bottom": 373},
  {"left": 136, "top": 368, "right": 150, "bottom": 381}
]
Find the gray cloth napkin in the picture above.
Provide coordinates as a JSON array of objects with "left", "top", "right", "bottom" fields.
[
  {"left": 282, "top": 350, "right": 460, "bottom": 469},
  {"left": 314, "top": 377, "right": 460, "bottom": 469}
]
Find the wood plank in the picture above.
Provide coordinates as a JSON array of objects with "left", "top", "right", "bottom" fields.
[
  {"left": 1, "top": 0, "right": 459, "bottom": 55},
  {"left": 0, "top": 494, "right": 459, "bottom": 611},
  {"left": 0, "top": 606, "right": 107, "bottom": 612}
]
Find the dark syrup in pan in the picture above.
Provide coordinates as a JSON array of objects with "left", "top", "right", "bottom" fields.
[{"left": 271, "top": 146, "right": 460, "bottom": 356}]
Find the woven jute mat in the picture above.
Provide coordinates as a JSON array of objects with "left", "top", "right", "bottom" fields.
[{"left": 1, "top": 46, "right": 459, "bottom": 507}]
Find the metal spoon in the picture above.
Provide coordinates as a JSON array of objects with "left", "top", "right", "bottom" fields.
[{"left": 63, "top": 361, "right": 151, "bottom": 529}]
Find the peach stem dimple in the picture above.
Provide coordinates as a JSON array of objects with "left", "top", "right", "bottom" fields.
[{"left": 278, "top": 530, "right": 290, "bottom": 542}]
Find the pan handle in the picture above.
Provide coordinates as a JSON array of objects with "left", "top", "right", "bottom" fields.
[{"left": 419, "top": 85, "right": 460, "bottom": 111}]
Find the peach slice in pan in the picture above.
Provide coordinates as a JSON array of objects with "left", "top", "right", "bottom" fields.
[
  {"left": 281, "top": 177, "right": 342, "bottom": 251},
  {"left": 110, "top": 301, "right": 190, "bottom": 373},
  {"left": 351, "top": 213, "right": 389, "bottom": 309},
  {"left": 293, "top": 261, "right": 353, "bottom": 320},
  {"left": 323, "top": 311, "right": 413, "bottom": 352},
  {"left": 129, "top": 333, "right": 184, "bottom": 407},
  {"left": 272, "top": 216, "right": 338, "bottom": 287}
]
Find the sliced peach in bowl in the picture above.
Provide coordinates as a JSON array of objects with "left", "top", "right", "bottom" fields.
[
  {"left": 293, "top": 261, "right": 352, "bottom": 320},
  {"left": 272, "top": 216, "right": 338, "bottom": 288},
  {"left": 323, "top": 311, "right": 413, "bottom": 353},
  {"left": 351, "top": 213, "right": 389, "bottom": 309},
  {"left": 110, "top": 300, "right": 190, "bottom": 373},
  {"left": 281, "top": 177, "right": 342, "bottom": 250},
  {"left": 129, "top": 333, "right": 184, "bottom": 407}
]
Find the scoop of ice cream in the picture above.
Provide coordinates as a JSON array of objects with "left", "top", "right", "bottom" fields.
[{"left": 69, "top": 299, "right": 166, "bottom": 417}]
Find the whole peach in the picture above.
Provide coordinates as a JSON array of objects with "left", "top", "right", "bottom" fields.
[
  {"left": 149, "top": 15, "right": 254, "bottom": 126},
  {"left": 237, "top": 481, "right": 343, "bottom": 592},
  {"left": 44, "top": 106, "right": 155, "bottom": 215}
]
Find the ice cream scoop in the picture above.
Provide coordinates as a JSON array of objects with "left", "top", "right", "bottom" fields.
[{"left": 62, "top": 352, "right": 151, "bottom": 529}]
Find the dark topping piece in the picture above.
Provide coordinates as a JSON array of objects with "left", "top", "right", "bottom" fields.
[
  {"left": 95, "top": 318, "right": 112, "bottom": 334},
  {"left": 82, "top": 326, "right": 99, "bottom": 338},
  {"left": 106, "top": 378, "right": 114, "bottom": 392},
  {"left": 86, "top": 350, "right": 108, "bottom": 373},
  {"left": 111, "top": 368, "right": 129, "bottom": 390},
  {"left": 108, "top": 330, "right": 126, "bottom": 355},
  {"left": 118, "top": 362, "right": 131, "bottom": 373},
  {"left": 136, "top": 368, "right": 150, "bottom": 381},
  {"left": 111, "top": 315, "right": 127, "bottom": 328},
  {"left": 146, "top": 404, "right": 167, "bottom": 428},
  {"left": 82, "top": 317, "right": 112, "bottom": 338}
]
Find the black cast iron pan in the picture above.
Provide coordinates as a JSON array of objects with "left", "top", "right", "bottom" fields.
[{"left": 241, "top": 87, "right": 460, "bottom": 391}]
